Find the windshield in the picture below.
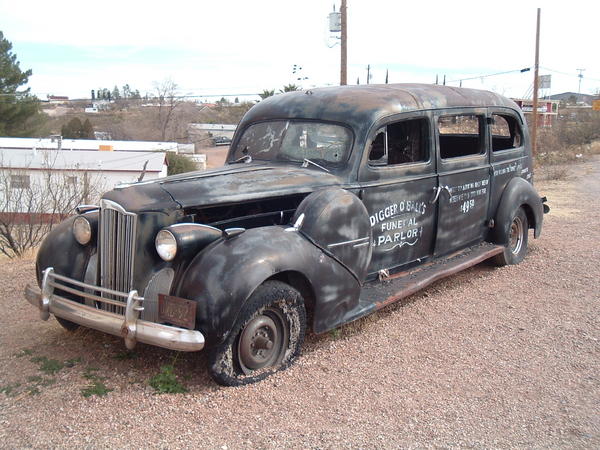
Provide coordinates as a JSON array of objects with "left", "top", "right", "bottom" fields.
[{"left": 232, "top": 121, "right": 352, "bottom": 166}]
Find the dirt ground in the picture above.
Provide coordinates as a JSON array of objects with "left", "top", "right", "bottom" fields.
[{"left": 0, "top": 158, "right": 599, "bottom": 448}]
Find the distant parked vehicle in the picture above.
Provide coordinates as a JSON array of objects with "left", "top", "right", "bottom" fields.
[{"left": 212, "top": 136, "right": 232, "bottom": 146}]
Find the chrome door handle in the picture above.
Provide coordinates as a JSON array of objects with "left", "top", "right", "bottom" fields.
[
  {"left": 430, "top": 186, "right": 442, "bottom": 203},
  {"left": 431, "top": 186, "right": 452, "bottom": 204}
]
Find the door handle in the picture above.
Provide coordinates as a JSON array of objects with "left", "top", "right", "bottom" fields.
[
  {"left": 430, "top": 186, "right": 442, "bottom": 204},
  {"left": 430, "top": 185, "right": 452, "bottom": 204}
]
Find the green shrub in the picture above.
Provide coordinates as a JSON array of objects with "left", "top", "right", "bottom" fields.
[
  {"left": 166, "top": 153, "right": 198, "bottom": 175},
  {"left": 149, "top": 365, "right": 188, "bottom": 394}
]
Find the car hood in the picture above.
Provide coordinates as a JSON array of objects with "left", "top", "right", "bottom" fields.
[
  {"left": 161, "top": 164, "right": 344, "bottom": 208},
  {"left": 105, "top": 163, "right": 344, "bottom": 212}
]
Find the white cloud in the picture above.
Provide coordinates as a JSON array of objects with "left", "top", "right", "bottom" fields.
[{"left": 1, "top": 0, "right": 599, "bottom": 98}]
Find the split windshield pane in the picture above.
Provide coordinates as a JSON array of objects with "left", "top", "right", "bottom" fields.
[{"left": 233, "top": 121, "right": 352, "bottom": 166}]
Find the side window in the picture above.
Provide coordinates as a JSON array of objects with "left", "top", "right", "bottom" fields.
[
  {"left": 368, "top": 118, "right": 428, "bottom": 166},
  {"left": 438, "top": 114, "right": 484, "bottom": 159},
  {"left": 10, "top": 174, "right": 30, "bottom": 189},
  {"left": 368, "top": 128, "right": 386, "bottom": 163},
  {"left": 491, "top": 114, "right": 523, "bottom": 151}
]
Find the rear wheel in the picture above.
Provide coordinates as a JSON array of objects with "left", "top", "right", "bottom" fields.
[
  {"left": 208, "top": 280, "right": 306, "bottom": 386},
  {"left": 493, "top": 207, "right": 528, "bottom": 266}
]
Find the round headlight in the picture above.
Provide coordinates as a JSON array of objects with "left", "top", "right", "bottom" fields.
[
  {"left": 73, "top": 216, "right": 92, "bottom": 245},
  {"left": 155, "top": 230, "right": 177, "bottom": 261}
]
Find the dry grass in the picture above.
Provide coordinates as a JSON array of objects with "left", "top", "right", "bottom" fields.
[
  {"left": 540, "top": 165, "right": 570, "bottom": 181},
  {"left": 535, "top": 111, "right": 600, "bottom": 168}
]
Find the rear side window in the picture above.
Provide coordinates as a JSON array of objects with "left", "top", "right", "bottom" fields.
[
  {"left": 368, "top": 118, "right": 429, "bottom": 166},
  {"left": 438, "top": 114, "right": 484, "bottom": 159},
  {"left": 491, "top": 114, "right": 523, "bottom": 151}
]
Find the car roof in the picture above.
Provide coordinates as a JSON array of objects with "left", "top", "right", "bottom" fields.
[{"left": 240, "top": 83, "right": 520, "bottom": 133}]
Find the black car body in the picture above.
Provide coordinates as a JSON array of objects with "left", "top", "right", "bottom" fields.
[{"left": 25, "top": 84, "right": 548, "bottom": 385}]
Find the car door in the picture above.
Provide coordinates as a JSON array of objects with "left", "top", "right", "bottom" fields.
[
  {"left": 358, "top": 112, "right": 437, "bottom": 275},
  {"left": 488, "top": 108, "right": 529, "bottom": 215},
  {"left": 433, "top": 109, "right": 491, "bottom": 256}
]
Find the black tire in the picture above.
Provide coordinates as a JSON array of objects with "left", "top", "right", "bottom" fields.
[
  {"left": 55, "top": 316, "right": 80, "bottom": 331},
  {"left": 208, "top": 280, "right": 306, "bottom": 386},
  {"left": 493, "top": 207, "right": 528, "bottom": 266}
]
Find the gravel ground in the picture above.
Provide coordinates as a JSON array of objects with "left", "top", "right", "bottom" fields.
[{"left": 1, "top": 158, "right": 599, "bottom": 448}]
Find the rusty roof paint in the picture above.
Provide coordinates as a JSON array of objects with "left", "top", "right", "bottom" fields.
[{"left": 241, "top": 83, "right": 519, "bottom": 131}]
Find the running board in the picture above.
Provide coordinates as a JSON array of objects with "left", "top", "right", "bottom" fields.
[{"left": 336, "top": 242, "right": 504, "bottom": 328}]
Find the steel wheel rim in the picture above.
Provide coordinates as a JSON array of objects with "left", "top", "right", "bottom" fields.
[
  {"left": 509, "top": 216, "right": 524, "bottom": 255},
  {"left": 238, "top": 308, "right": 287, "bottom": 374}
]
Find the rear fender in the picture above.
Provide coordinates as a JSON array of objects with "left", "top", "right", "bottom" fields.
[
  {"left": 175, "top": 226, "right": 359, "bottom": 346},
  {"left": 492, "top": 177, "right": 544, "bottom": 245}
]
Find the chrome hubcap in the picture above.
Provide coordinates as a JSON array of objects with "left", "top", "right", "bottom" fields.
[{"left": 509, "top": 216, "right": 524, "bottom": 255}]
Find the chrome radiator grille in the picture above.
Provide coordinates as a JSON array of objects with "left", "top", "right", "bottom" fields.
[{"left": 99, "top": 199, "right": 137, "bottom": 314}]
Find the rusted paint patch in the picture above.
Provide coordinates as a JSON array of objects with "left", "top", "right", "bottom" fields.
[{"left": 373, "top": 244, "right": 504, "bottom": 310}]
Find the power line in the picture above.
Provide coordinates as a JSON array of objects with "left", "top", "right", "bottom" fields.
[
  {"left": 0, "top": 92, "right": 263, "bottom": 103},
  {"left": 446, "top": 67, "right": 531, "bottom": 84},
  {"left": 540, "top": 67, "right": 600, "bottom": 82}
]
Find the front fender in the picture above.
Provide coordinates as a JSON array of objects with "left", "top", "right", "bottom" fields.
[
  {"left": 176, "top": 226, "right": 359, "bottom": 346},
  {"left": 492, "top": 177, "right": 544, "bottom": 245},
  {"left": 36, "top": 215, "right": 95, "bottom": 287}
]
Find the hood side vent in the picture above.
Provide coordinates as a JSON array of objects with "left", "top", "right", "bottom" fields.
[{"left": 186, "top": 194, "right": 308, "bottom": 231}]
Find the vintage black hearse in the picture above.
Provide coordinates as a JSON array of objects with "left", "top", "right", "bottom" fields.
[{"left": 25, "top": 84, "right": 548, "bottom": 385}]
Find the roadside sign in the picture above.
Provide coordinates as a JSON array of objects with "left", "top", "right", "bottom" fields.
[
  {"left": 539, "top": 75, "right": 551, "bottom": 90},
  {"left": 593, "top": 100, "right": 600, "bottom": 111}
]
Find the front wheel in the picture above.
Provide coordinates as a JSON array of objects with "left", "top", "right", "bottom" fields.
[
  {"left": 493, "top": 207, "right": 528, "bottom": 266},
  {"left": 208, "top": 280, "right": 306, "bottom": 386}
]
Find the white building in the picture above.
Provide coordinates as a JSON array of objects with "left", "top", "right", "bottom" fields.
[
  {"left": 189, "top": 123, "right": 237, "bottom": 139},
  {"left": 0, "top": 136, "right": 180, "bottom": 153},
  {"left": 0, "top": 147, "right": 167, "bottom": 215}
]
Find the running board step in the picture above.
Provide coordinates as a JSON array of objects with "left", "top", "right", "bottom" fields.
[{"left": 338, "top": 242, "right": 504, "bottom": 327}]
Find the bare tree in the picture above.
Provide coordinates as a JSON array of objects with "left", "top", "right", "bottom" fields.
[
  {"left": 153, "top": 78, "right": 182, "bottom": 141},
  {"left": 0, "top": 153, "right": 105, "bottom": 258}
]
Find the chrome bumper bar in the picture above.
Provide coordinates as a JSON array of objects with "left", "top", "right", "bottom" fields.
[{"left": 24, "top": 267, "right": 204, "bottom": 352}]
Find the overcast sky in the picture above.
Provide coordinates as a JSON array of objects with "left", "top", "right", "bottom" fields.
[{"left": 1, "top": 0, "right": 599, "bottom": 101}]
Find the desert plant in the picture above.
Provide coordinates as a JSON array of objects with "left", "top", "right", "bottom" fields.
[
  {"left": 543, "top": 165, "right": 570, "bottom": 181},
  {"left": 149, "top": 365, "right": 187, "bottom": 394},
  {"left": 280, "top": 84, "right": 301, "bottom": 93},
  {"left": 166, "top": 152, "right": 197, "bottom": 175},
  {"left": 259, "top": 89, "right": 275, "bottom": 100}
]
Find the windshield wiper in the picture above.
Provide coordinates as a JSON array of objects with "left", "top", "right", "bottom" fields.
[
  {"left": 231, "top": 154, "right": 252, "bottom": 164},
  {"left": 301, "top": 158, "right": 330, "bottom": 173}
]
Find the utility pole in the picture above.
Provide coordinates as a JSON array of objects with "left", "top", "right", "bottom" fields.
[
  {"left": 531, "top": 8, "right": 541, "bottom": 157},
  {"left": 340, "top": 0, "right": 347, "bottom": 85},
  {"left": 577, "top": 68, "right": 585, "bottom": 94},
  {"left": 366, "top": 64, "right": 370, "bottom": 84}
]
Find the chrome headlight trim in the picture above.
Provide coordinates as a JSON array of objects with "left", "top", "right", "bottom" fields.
[
  {"left": 73, "top": 216, "right": 92, "bottom": 245},
  {"left": 155, "top": 229, "right": 177, "bottom": 261}
]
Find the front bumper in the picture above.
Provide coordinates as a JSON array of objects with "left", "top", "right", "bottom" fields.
[{"left": 24, "top": 267, "right": 205, "bottom": 352}]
